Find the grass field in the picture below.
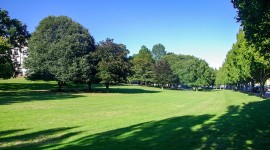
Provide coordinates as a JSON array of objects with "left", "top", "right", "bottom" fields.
[{"left": 1, "top": 78, "right": 270, "bottom": 149}]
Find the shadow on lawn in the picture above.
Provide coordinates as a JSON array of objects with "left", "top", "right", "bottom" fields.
[
  {"left": 3, "top": 99, "right": 270, "bottom": 149},
  {"left": 0, "top": 83, "right": 58, "bottom": 91},
  {"left": 61, "top": 100, "right": 270, "bottom": 149},
  {"left": 107, "top": 88, "right": 160, "bottom": 94},
  {"left": 0, "top": 91, "right": 85, "bottom": 105},
  {"left": 0, "top": 127, "right": 81, "bottom": 150},
  {"left": 0, "top": 82, "right": 160, "bottom": 94}
]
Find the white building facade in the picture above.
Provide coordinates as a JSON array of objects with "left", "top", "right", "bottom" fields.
[{"left": 11, "top": 47, "right": 28, "bottom": 76}]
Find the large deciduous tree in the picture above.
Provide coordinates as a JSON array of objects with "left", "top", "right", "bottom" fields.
[
  {"left": 25, "top": 16, "right": 95, "bottom": 91},
  {"left": 0, "top": 8, "right": 30, "bottom": 76},
  {"left": 131, "top": 45, "right": 154, "bottom": 85},
  {"left": 95, "top": 38, "right": 130, "bottom": 91}
]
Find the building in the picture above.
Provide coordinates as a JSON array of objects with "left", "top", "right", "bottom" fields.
[{"left": 10, "top": 47, "right": 28, "bottom": 76}]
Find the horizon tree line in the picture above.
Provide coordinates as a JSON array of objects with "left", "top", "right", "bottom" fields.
[{"left": 1, "top": 1, "right": 269, "bottom": 94}]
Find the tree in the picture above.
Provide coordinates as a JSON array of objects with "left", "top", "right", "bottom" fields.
[
  {"left": 151, "top": 43, "right": 166, "bottom": 61},
  {"left": 131, "top": 45, "right": 154, "bottom": 85},
  {"left": 232, "top": 0, "right": 270, "bottom": 54},
  {"left": 218, "top": 29, "right": 270, "bottom": 96},
  {"left": 25, "top": 16, "right": 95, "bottom": 91},
  {"left": 153, "top": 59, "right": 173, "bottom": 89},
  {"left": 163, "top": 54, "right": 215, "bottom": 90},
  {"left": 0, "top": 36, "right": 13, "bottom": 79},
  {"left": 95, "top": 38, "right": 130, "bottom": 91},
  {"left": 0, "top": 9, "right": 30, "bottom": 76},
  {"left": 184, "top": 59, "right": 215, "bottom": 90}
]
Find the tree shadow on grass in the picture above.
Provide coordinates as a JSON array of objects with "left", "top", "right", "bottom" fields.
[
  {"left": 0, "top": 127, "right": 81, "bottom": 150},
  {"left": 0, "top": 83, "right": 160, "bottom": 94},
  {"left": 58, "top": 100, "right": 270, "bottom": 150},
  {"left": 1, "top": 100, "right": 270, "bottom": 149},
  {"left": 105, "top": 88, "right": 161, "bottom": 94},
  {"left": 0, "top": 91, "right": 85, "bottom": 105},
  {"left": 59, "top": 115, "right": 213, "bottom": 150},
  {"left": 0, "top": 83, "right": 58, "bottom": 91}
]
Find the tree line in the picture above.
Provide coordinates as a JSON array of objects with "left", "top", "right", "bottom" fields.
[
  {"left": 25, "top": 15, "right": 216, "bottom": 91},
  {"left": 216, "top": 0, "right": 270, "bottom": 96},
  {"left": 0, "top": 11, "right": 216, "bottom": 92},
  {"left": 1, "top": 0, "right": 269, "bottom": 94}
]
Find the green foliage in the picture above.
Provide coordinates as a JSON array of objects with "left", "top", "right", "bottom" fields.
[
  {"left": 0, "top": 36, "right": 13, "bottom": 79},
  {"left": 153, "top": 59, "right": 173, "bottom": 88},
  {"left": 217, "top": 29, "right": 270, "bottom": 96},
  {"left": 222, "top": 29, "right": 254, "bottom": 85},
  {"left": 232, "top": 0, "right": 270, "bottom": 53},
  {"left": 0, "top": 9, "right": 30, "bottom": 48},
  {"left": 95, "top": 38, "right": 130, "bottom": 89},
  {"left": 151, "top": 43, "right": 166, "bottom": 61},
  {"left": 163, "top": 54, "right": 215, "bottom": 89},
  {"left": 215, "top": 67, "right": 228, "bottom": 86},
  {"left": 25, "top": 16, "right": 95, "bottom": 91},
  {"left": 0, "top": 8, "right": 30, "bottom": 76},
  {"left": 131, "top": 45, "right": 154, "bottom": 84}
]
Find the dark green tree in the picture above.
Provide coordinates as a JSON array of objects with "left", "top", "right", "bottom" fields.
[
  {"left": 95, "top": 38, "right": 130, "bottom": 91},
  {"left": 131, "top": 45, "right": 154, "bottom": 85},
  {"left": 232, "top": 0, "right": 270, "bottom": 54},
  {"left": 151, "top": 43, "right": 166, "bottom": 61},
  {"left": 0, "top": 8, "right": 30, "bottom": 76},
  {"left": 25, "top": 16, "right": 95, "bottom": 91},
  {"left": 153, "top": 59, "right": 173, "bottom": 89},
  {"left": 0, "top": 36, "right": 13, "bottom": 79}
]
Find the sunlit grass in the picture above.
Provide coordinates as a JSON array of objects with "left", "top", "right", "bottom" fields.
[{"left": 0, "top": 78, "right": 270, "bottom": 149}]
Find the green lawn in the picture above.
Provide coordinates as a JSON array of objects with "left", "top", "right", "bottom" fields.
[{"left": 0, "top": 78, "right": 270, "bottom": 149}]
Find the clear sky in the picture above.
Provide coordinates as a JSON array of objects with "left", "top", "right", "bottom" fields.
[{"left": 0, "top": 0, "right": 240, "bottom": 69}]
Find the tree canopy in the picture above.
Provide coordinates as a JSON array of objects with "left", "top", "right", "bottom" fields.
[
  {"left": 153, "top": 59, "right": 172, "bottom": 89},
  {"left": 216, "top": 29, "right": 270, "bottom": 96},
  {"left": 232, "top": 0, "right": 270, "bottom": 53},
  {"left": 0, "top": 8, "right": 30, "bottom": 77},
  {"left": 95, "top": 38, "right": 131, "bottom": 90},
  {"left": 151, "top": 43, "right": 166, "bottom": 61},
  {"left": 25, "top": 16, "right": 95, "bottom": 91},
  {"left": 131, "top": 45, "right": 154, "bottom": 85},
  {"left": 163, "top": 54, "right": 215, "bottom": 90}
]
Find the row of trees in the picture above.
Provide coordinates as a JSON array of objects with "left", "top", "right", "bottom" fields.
[
  {"left": 215, "top": 29, "right": 268, "bottom": 92},
  {"left": 23, "top": 15, "right": 216, "bottom": 91},
  {"left": 0, "top": 9, "right": 217, "bottom": 92},
  {"left": 24, "top": 16, "right": 132, "bottom": 91},
  {"left": 215, "top": 0, "right": 270, "bottom": 96},
  {"left": 130, "top": 44, "right": 216, "bottom": 90}
]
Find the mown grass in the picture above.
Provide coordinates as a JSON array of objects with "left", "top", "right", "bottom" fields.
[{"left": 0, "top": 78, "right": 270, "bottom": 149}]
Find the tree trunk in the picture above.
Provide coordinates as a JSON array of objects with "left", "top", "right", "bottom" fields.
[
  {"left": 259, "top": 77, "right": 267, "bottom": 97},
  {"left": 260, "top": 81, "right": 265, "bottom": 97},
  {"left": 105, "top": 83, "right": 109, "bottom": 92},
  {"left": 251, "top": 80, "right": 255, "bottom": 93},
  {"left": 88, "top": 82, "right": 92, "bottom": 91},
  {"left": 58, "top": 81, "right": 63, "bottom": 92},
  {"left": 259, "top": 69, "right": 267, "bottom": 97}
]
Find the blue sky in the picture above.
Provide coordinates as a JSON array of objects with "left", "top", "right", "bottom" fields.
[{"left": 0, "top": 0, "right": 240, "bottom": 68}]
